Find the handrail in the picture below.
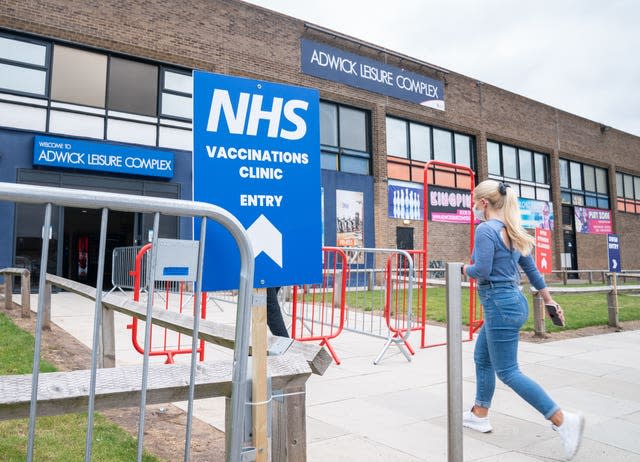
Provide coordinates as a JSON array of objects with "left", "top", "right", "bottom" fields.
[{"left": 0, "top": 181, "right": 254, "bottom": 462}]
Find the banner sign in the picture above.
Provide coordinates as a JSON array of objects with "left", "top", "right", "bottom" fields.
[
  {"left": 336, "top": 189, "right": 364, "bottom": 247},
  {"left": 574, "top": 206, "right": 613, "bottom": 234},
  {"left": 193, "top": 71, "right": 322, "bottom": 290},
  {"left": 535, "top": 228, "right": 552, "bottom": 274},
  {"left": 33, "top": 135, "right": 174, "bottom": 178},
  {"left": 608, "top": 234, "right": 621, "bottom": 272},
  {"left": 388, "top": 183, "right": 423, "bottom": 220},
  {"left": 301, "top": 38, "right": 445, "bottom": 110},
  {"left": 519, "top": 198, "right": 554, "bottom": 230},
  {"left": 427, "top": 185, "right": 473, "bottom": 223}
]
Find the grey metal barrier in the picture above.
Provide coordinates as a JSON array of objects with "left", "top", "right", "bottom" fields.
[
  {"left": 0, "top": 182, "right": 255, "bottom": 462},
  {"left": 110, "top": 245, "right": 146, "bottom": 293},
  {"left": 445, "top": 262, "right": 463, "bottom": 462}
]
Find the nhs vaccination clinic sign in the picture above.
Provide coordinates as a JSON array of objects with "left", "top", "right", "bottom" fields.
[
  {"left": 33, "top": 135, "right": 174, "bottom": 178},
  {"left": 301, "top": 38, "right": 445, "bottom": 110},
  {"left": 193, "top": 71, "right": 322, "bottom": 291}
]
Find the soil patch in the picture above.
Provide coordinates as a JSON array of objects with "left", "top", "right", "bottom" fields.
[
  {"left": 0, "top": 303, "right": 226, "bottom": 462},
  {"left": 520, "top": 319, "right": 640, "bottom": 343}
]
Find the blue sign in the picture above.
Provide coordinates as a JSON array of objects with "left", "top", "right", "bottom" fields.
[
  {"left": 193, "top": 71, "right": 322, "bottom": 290},
  {"left": 608, "top": 234, "right": 621, "bottom": 272},
  {"left": 33, "top": 135, "right": 174, "bottom": 178},
  {"left": 388, "top": 183, "right": 423, "bottom": 220},
  {"left": 301, "top": 38, "right": 445, "bottom": 110}
]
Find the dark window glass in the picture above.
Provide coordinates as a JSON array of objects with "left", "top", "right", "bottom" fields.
[
  {"left": 583, "top": 165, "right": 596, "bottom": 192},
  {"left": 433, "top": 129, "right": 452, "bottom": 163},
  {"left": 410, "top": 123, "right": 430, "bottom": 162},
  {"left": 518, "top": 149, "right": 533, "bottom": 181},
  {"left": 108, "top": 57, "right": 158, "bottom": 116},
  {"left": 487, "top": 142, "right": 501, "bottom": 175},
  {"left": 502, "top": 145, "right": 517, "bottom": 178},
  {"left": 454, "top": 133, "right": 471, "bottom": 166},
  {"left": 338, "top": 106, "right": 367, "bottom": 152},
  {"left": 534, "top": 153, "right": 546, "bottom": 184},
  {"left": 595, "top": 168, "right": 607, "bottom": 194},
  {"left": 386, "top": 117, "right": 408, "bottom": 158},
  {"left": 320, "top": 102, "right": 338, "bottom": 146},
  {"left": 569, "top": 162, "right": 582, "bottom": 190},
  {"left": 559, "top": 159, "right": 569, "bottom": 188}
]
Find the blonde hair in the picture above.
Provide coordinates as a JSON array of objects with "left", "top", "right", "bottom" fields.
[{"left": 475, "top": 179, "right": 535, "bottom": 256}]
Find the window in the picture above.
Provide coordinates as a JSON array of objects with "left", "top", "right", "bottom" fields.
[
  {"left": 51, "top": 45, "right": 107, "bottom": 107},
  {"left": 560, "top": 158, "right": 609, "bottom": 209},
  {"left": 320, "top": 101, "right": 371, "bottom": 175},
  {"left": 108, "top": 57, "right": 158, "bottom": 116},
  {"left": 0, "top": 33, "right": 194, "bottom": 151},
  {"left": 386, "top": 116, "right": 475, "bottom": 184},
  {"left": 487, "top": 141, "right": 550, "bottom": 201},
  {"left": 617, "top": 172, "right": 640, "bottom": 214},
  {"left": 0, "top": 34, "right": 49, "bottom": 96}
]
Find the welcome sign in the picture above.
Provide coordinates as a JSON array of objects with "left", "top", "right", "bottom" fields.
[{"left": 301, "top": 39, "right": 445, "bottom": 110}]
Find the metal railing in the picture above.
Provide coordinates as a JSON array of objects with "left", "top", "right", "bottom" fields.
[{"left": 0, "top": 182, "right": 254, "bottom": 462}]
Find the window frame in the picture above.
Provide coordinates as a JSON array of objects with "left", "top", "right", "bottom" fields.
[
  {"left": 559, "top": 158, "right": 610, "bottom": 210},
  {"left": 0, "top": 32, "right": 51, "bottom": 98}
]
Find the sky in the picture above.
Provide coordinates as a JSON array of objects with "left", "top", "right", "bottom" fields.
[{"left": 244, "top": 0, "right": 640, "bottom": 137}]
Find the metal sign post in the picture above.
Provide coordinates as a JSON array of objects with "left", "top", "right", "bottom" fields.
[{"left": 445, "top": 262, "right": 463, "bottom": 462}]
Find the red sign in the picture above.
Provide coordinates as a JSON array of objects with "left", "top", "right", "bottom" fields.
[{"left": 535, "top": 228, "right": 552, "bottom": 274}]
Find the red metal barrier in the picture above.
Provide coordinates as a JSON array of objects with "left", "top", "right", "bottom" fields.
[
  {"left": 128, "top": 244, "right": 206, "bottom": 364},
  {"left": 291, "top": 247, "right": 347, "bottom": 364},
  {"left": 421, "top": 160, "right": 483, "bottom": 348}
]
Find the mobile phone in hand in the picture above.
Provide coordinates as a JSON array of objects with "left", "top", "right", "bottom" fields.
[{"left": 545, "top": 304, "right": 565, "bottom": 327}]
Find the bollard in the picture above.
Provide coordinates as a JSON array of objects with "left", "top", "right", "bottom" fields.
[
  {"left": 333, "top": 270, "right": 343, "bottom": 308},
  {"left": 4, "top": 274, "right": 13, "bottom": 310},
  {"left": 445, "top": 263, "right": 463, "bottom": 462},
  {"left": 562, "top": 270, "right": 567, "bottom": 285},
  {"left": 533, "top": 292, "right": 547, "bottom": 337},
  {"left": 607, "top": 273, "right": 620, "bottom": 328},
  {"left": 21, "top": 270, "right": 31, "bottom": 318},
  {"left": 588, "top": 271, "right": 593, "bottom": 284},
  {"left": 43, "top": 281, "right": 52, "bottom": 331}
]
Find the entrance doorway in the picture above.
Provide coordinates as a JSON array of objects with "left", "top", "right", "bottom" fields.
[
  {"left": 63, "top": 208, "right": 134, "bottom": 288},
  {"left": 396, "top": 227, "right": 414, "bottom": 250}
]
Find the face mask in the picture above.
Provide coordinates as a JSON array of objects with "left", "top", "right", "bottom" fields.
[{"left": 474, "top": 207, "right": 485, "bottom": 221}]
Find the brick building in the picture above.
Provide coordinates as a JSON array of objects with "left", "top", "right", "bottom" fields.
[{"left": 1, "top": 0, "right": 639, "bottom": 286}]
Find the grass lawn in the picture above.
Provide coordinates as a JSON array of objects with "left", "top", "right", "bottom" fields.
[
  {"left": 343, "top": 285, "right": 640, "bottom": 333},
  {"left": 0, "top": 312, "right": 161, "bottom": 462}
]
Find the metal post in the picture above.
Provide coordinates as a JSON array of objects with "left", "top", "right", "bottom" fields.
[
  {"left": 184, "top": 217, "right": 207, "bottom": 461},
  {"left": 137, "top": 212, "right": 160, "bottom": 462},
  {"left": 85, "top": 208, "right": 109, "bottom": 462},
  {"left": 4, "top": 273, "right": 13, "bottom": 310},
  {"left": 26, "top": 203, "right": 52, "bottom": 462},
  {"left": 607, "top": 273, "right": 620, "bottom": 328},
  {"left": 445, "top": 262, "right": 463, "bottom": 462}
]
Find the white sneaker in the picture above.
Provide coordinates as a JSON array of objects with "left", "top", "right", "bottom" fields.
[
  {"left": 552, "top": 411, "right": 585, "bottom": 460},
  {"left": 463, "top": 409, "right": 493, "bottom": 433}
]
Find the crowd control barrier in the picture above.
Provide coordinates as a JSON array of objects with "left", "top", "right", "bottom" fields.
[
  {"left": 0, "top": 182, "right": 255, "bottom": 462},
  {"left": 110, "top": 245, "right": 146, "bottom": 293},
  {"left": 291, "top": 247, "right": 415, "bottom": 365},
  {"left": 129, "top": 244, "right": 206, "bottom": 364}
]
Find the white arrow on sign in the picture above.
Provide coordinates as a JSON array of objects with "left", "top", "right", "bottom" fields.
[
  {"left": 541, "top": 257, "right": 548, "bottom": 270},
  {"left": 612, "top": 259, "right": 618, "bottom": 269},
  {"left": 246, "top": 214, "right": 283, "bottom": 267}
]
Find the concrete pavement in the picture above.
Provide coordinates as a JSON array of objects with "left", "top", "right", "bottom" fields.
[{"left": 29, "top": 291, "right": 640, "bottom": 461}]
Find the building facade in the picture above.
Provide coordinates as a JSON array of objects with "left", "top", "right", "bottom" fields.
[{"left": 1, "top": 0, "right": 639, "bottom": 287}]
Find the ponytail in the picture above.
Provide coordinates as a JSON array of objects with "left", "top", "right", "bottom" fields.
[
  {"left": 474, "top": 179, "right": 535, "bottom": 256},
  {"left": 502, "top": 187, "right": 535, "bottom": 255}
]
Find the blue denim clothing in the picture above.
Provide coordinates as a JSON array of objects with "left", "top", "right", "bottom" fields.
[
  {"left": 466, "top": 219, "right": 546, "bottom": 291},
  {"left": 474, "top": 282, "right": 560, "bottom": 419}
]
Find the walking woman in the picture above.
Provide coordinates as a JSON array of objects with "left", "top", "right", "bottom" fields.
[{"left": 462, "top": 180, "right": 585, "bottom": 460}]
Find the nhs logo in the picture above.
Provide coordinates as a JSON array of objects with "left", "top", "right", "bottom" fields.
[
  {"left": 206, "top": 89, "right": 309, "bottom": 140},
  {"left": 193, "top": 71, "right": 322, "bottom": 291}
]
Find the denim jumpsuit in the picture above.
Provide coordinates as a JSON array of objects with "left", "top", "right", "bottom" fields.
[{"left": 466, "top": 219, "right": 560, "bottom": 419}]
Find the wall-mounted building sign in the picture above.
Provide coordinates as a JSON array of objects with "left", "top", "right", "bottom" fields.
[
  {"left": 427, "top": 185, "right": 472, "bottom": 223},
  {"left": 574, "top": 206, "right": 612, "bottom": 234},
  {"left": 519, "top": 198, "right": 554, "bottom": 230},
  {"left": 33, "top": 135, "right": 174, "bottom": 178},
  {"left": 301, "top": 39, "right": 445, "bottom": 110},
  {"left": 388, "top": 182, "right": 423, "bottom": 220}
]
